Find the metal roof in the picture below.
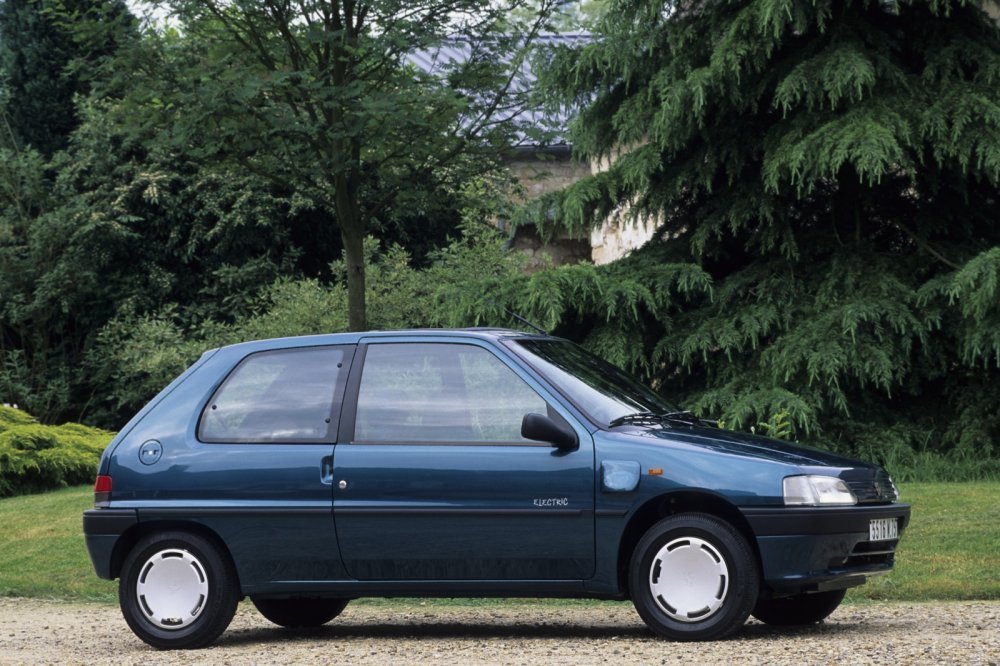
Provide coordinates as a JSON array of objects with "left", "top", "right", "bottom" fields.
[{"left": 407, "top": 33, "right": 591, "bottom": 148}]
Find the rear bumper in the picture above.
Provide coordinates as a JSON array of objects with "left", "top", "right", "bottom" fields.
[
  {"left": 741, "top": 503, "right": 911, "bottom": 595},
  {"left": 82, "top": 509, "right": 137, "bottom": 580}
]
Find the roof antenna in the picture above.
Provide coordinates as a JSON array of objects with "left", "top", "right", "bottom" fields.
[{"left": 503, "top": 308, "right": 548, "bottom": 335}]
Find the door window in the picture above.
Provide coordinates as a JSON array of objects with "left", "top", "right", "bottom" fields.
[
  {"left": 199, "top": 346, "right": 351, "bottom": 443},
  {"left": 354, "top": 343, "right": 548, "bottom": 443}
]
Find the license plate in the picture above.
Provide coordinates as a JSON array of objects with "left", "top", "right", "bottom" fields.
[{"left": 869, "top": 518, "right": 898, "bottom": 541}]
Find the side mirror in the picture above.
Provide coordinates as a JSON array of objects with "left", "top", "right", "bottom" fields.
[{"left": 521, "top": 413, "right": 578, "bottom": 451}]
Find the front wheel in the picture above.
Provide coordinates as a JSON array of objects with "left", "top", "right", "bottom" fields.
[
  {"left": 629, "top": 513, "right": 759, "bottom": 641},
  {"left": 751, "top": 589, "right": 846, "bottom": 626},
  {"left": 119, "top": 531, "right": 239, "bottom": 649},
  {"left": 251, "top": 597, "right": 350, "bottom": 627}
]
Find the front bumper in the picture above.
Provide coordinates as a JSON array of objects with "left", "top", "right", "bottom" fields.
[
  {"left": 741, "top": 503, "right": 911, "bottom": 595},
  {"left": 82, "top": 509, "right": 138, "bottom": 580}
]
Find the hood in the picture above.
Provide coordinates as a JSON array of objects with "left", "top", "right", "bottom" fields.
[{"left": 620, "top": 423, "right": 880, "bottom": 469}]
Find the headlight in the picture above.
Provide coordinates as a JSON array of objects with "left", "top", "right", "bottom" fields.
[
  {"left": 783, "top": 475, "right": 858, "bottom": 506},
  {"left": 888, "top": 475, "right": 900, "bottom": 501}
]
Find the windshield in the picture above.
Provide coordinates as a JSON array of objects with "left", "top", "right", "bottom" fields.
[{"left": 512, "top": 339, "right": 679, "bottom": 426}]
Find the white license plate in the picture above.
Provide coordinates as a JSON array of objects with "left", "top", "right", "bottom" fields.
[{"left": 869, "top": 518, "right": 898, "bottom": 541}]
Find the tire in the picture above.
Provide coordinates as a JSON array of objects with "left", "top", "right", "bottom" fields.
[
  {"left": 751, "top": 589, "right": 846, "bottom": 626},
  {"left": 629, "top": 513, "right": 759, "bottom": 641},
  {"left": 251, "top": 597, "right": 350, "bottom": 627},
  {"left": 118, "top": 531, "right": 239, "bottom": 649}
]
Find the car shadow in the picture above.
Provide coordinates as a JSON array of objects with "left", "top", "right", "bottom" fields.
[
  {"left": 217, "top": 622, "right": 650, "bottom": 646},
  {"left": 213, "top": 617, "right": 883, "bottom": 647}
]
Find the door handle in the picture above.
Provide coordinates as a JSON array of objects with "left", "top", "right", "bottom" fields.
[{"left": 320, "top": 456, "right": 333, "bottom": 485}]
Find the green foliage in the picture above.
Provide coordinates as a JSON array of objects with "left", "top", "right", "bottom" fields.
[
  {"left": 0, "top": 0, "right": 135, "bottom": 156},
  {"left": 0, "top": 407, "right": 112, "bottom": 497},
  {"left": 119, "top": 0, "right": 562, "bottom": 330},
  {"left": 753, "top": 412, "right": 793, "bottom": 441},
  {"left": 89, "top": 221, "right": 528, "bottom": 414},
  {"left": 919, "top": 246, "right": 1000, "bottom": 368},
  {"left": 518, "top": 0, "right": 1000, "bottom": 473},
  {"left": 0, "top": 94, "right": 305, "bottom": 424},
  {"left": 1, "top": 1, "right": 557, "bottom": 425}
]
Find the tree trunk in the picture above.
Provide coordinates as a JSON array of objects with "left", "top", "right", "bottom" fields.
[
  {"left": 334, "top": 155, "right": 365, "bottom": 330},
  {"left": 339, "top": 218, "right": 366, "bottom": 332}
]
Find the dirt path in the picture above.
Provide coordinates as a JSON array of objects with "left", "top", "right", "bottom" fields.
[{"left": 1, "top": 598, "right": 997, "bottom": 665}]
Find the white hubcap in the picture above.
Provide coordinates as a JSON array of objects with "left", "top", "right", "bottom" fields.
[
  {"left": 135, "top": 548, "right": 209, "bottom": 630},
  {"left": 648, "top": 536, "right": 729, "bottom": 622}
]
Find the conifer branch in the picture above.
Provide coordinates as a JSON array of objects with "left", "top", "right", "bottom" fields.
[{"left": 891, "top": 219, "right": 961, "bottom": 270}]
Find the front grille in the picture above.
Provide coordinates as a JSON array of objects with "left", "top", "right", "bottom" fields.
[{"left": 843, "top": 468, "right": 896, "bottom": 504}]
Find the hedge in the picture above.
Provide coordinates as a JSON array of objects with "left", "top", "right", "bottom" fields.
[{"left": 0, "top": 406, "right": 113, "bottom": 497}]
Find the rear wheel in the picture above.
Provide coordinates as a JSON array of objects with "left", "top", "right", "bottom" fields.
[
  {"left": 119, "top": 531, "right": 239, "bottom": 649},
  {"left": 251, "top": 597, "right": 350, "bottom": 627},
  {"left": 629, "top": 513, "right": 758, "bottom": 641},
  {"left": 751, "top": 589, "right": 846, "bottom": 626}
]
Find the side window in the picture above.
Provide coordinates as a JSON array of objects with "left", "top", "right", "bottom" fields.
[
  {"left": 354, "top": 343, "right": 549, "bottom": 443},
  {"left": 199, "top": 346, "right": 352, "bottom": 443}
]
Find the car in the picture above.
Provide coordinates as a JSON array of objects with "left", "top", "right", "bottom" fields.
[{"left": 83, "top": 328, "right": 910, "bottom": 649}]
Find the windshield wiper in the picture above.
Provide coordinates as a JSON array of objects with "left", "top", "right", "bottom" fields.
[
  {"left": 608, "top": 411, "right": 664, "bottom": 427},
  {"left": 608, "top": 410, "right": 701, "bottom": 428},
  {"left": 659, "top": 410, "right": 701, "bottom": 424}
]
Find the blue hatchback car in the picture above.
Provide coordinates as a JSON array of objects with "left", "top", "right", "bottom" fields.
[{"left": 83, "top": 329, "right": 910, "bottom": 649}]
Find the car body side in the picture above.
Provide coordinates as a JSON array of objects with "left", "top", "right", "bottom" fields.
[{"left": 83, "top": 329, "right": 910, "bottom": 603}]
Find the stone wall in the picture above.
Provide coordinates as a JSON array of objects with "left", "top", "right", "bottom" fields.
[
  {"left": 506, "top": 150, "right": 592, "bottom": 199},
  {"left": 584, "top": 149, "right": 658, "bottom": 266},
  {"left": 505, "top": 151, "right": 593, "bottom": 270},
  {"left": 589, "top": 214, "right": 658, "bottom": 266},
  {"left": 506, "top": 149, "right": 657, "bottom": 267}
]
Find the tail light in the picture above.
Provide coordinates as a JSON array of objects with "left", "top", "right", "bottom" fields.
[{"left": 94, "top": 475, "right": 112, "bottom": 507}]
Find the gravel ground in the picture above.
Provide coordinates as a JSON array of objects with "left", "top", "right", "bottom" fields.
[{"left": 0, "top": 598, "right": 997, "bottom": 665}]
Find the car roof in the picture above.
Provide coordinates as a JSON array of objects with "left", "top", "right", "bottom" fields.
[{"left": 207, "top": 327, "right": 553, "bottom": 356}]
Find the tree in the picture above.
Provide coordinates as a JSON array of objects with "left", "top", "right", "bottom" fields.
[
  {"left": 518, "top": 0, "right": 1000, "bottom": 467},
  {"left": 0, "top": 92, "right": 306, "bottom": 423},
  {"left": 2, "top": 0, "right": 546, "bottom": 424},
  {"left": 0, "top": 0, "right": 134, "bottom": 156},
  {"left": 126, "top": 0, "right": 558, "bottom": 331}
]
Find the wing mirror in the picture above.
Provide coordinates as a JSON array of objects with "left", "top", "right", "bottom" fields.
[{"left": 521, "top": 413, "right": 578, "bottom": 451}]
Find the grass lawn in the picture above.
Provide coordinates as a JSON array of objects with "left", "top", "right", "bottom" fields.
[
  {"left": 846, "top": 482, "right": 1000, "bottom": 602},
  {"left": 0, "top": 485, "right": 116, "bottom": 601},
  {"left": 0, "top": 483, "right": 996, "bottom": 604}
]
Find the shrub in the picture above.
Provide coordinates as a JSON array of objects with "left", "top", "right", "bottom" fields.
[{"left": 0, "top": 406, "right": 113, "bottom": 497}]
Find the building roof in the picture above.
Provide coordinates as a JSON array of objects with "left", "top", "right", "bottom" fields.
[{"left": 407, "top": 33, "right": 591, "bottom": 148}]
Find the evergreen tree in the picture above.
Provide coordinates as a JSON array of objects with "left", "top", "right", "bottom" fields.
[
  {"left": 0, "top": 93, "right": 306, "bottom": 424},
  {"left": 514, "top": 0, "right": 1000, "bottom": 469},
  {"left": 0, "top": 0, "right": 134, "bottom": 156}
]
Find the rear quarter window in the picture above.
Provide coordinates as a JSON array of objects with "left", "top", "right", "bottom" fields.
[{"left": 199, "top": 346, "right": 352, "bottom": 443}]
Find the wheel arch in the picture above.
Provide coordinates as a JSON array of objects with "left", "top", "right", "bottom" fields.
[
  {"left": 109, "top": 519, "right": 240, "bottom": 589},
  {"left": 616, "top": 490, "right": 762, "bottom": 595}
]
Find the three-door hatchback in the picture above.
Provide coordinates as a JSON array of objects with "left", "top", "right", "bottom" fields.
[{"left": 84, "top": 329, "right": 910, "bottom": 649}]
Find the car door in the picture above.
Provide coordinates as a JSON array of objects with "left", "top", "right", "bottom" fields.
[{"left": 332, "top": 338, "right": 595, "bottom": 581}]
